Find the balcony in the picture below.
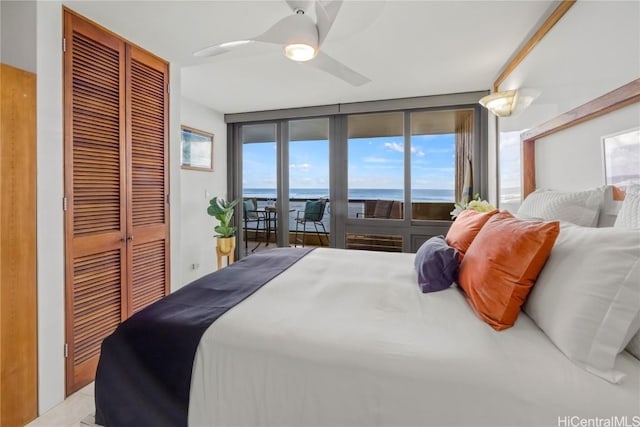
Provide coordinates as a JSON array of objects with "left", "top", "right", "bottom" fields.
[{"left": 243, "top": 198, "right": 453, "bottom": 253}]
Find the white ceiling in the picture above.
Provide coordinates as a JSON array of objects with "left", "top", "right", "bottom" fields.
[{"left": 65, "top": 0, "right": 555, "bottom": 114}]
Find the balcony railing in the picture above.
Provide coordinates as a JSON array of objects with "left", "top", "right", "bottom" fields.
[{"left": 246, "top": 198, "right": 453, "bottom": 230}]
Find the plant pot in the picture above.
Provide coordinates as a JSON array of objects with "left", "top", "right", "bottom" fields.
[{"left": 217, "top": 236, "right": 236, "bottom": 255}]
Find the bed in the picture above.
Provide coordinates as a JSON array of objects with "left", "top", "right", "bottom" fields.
[
  {"left": 188, "top": 248, "right": 640, "bottom": 427},
  {"left": 95, "top": 239, "right": 640, "bottom": 427}
]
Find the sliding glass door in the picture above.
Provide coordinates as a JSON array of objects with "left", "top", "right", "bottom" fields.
[
  {"left": 241, "top": 123, "right": 278, "bottom": 253},
  {"left": 288, "top": 119, "right": 330, "bottom": 247},
  {"left": 345, "top": 112, "right": 405, "bottom": 251},
  {"left": 230, "top": 98, "right": 485, "bottom": 256},
  {"left": 343, "top": 108, "right": 478, "bottom": 252},
  {"left": 239, "top": 119, "right": 331, "bottom": 252}
]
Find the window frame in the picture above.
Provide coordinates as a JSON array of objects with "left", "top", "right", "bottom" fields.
[{"left": 227, "top": 92, "right": 488, "bottom": 254}]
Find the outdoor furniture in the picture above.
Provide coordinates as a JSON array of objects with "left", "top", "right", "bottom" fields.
[
  {"left": 242, "top": 198, "right": 264, "bottom": 250},
  {"left": 294, "top": 199, "right": 328, "bottom": 247},
  {"left": 356, "top": 200, "right": 403, "bottom": 219}
]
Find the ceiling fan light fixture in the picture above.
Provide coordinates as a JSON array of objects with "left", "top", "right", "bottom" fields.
[
  {"left": 479, "top": 90, "right": 518, "bottom": 117},
  {"left": 284, "top": 43, "right": 317, "bottom": 62}
]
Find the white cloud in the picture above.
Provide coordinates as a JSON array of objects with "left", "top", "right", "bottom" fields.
[
  {"left": 383, "top": 141, "right": 424, "bottom": 157},
  {"left": 384, "top": 142, "right": 404, "bottom": 153},
  {"left": 289, "top": 163, "right": 311, "bottom": 171}
]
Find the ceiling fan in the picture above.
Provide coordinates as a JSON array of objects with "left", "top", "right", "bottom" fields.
[{"left": 193, "top": 0, "right": 371, "bottom": 87}]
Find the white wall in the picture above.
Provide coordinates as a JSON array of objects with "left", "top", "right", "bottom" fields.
[
  {"left": 497, "top": 1, "right": 640, "bottom": 201},
  {"left": 36, "top": 0, "right": 65, "bottom": 413},
  {"left": 169, "top": 64, "right": 183, "bottom": 292},
  {"left": 536, "top": 104, "right": 640, "bottom": 191},
  {"left": 36, "top": 2, "right": 184, "bottom": 413},
  {"left": 1, "top": 1, "right": 36, "bottom": 73},
  {"left": 180, "top": 98, "right": 228, "bottom": 285}
]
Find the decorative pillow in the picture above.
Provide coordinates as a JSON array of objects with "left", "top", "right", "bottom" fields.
[
  {"left": 614, "top": 191, "right": 640, "bottom": 229},
  {"left": 458, "top": 211, "right": 559, "bottom": 331},
  {"left": 445, "top": 209, "right": 498, "bottom": 262},
  {"left": 414, "top": 236, "right": 459, "bottom": 293},
  {"left": 524, "top": 223, "right": 640, "bottom": 382},
  {"left": 613, "top": 192, "right": 640, "bottom": 360},
  {"left": 518, "top": 188, "right": 604, "bottom": 227}
]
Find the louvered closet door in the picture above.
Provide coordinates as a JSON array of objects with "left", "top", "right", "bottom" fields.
[
  {"left": 64, "top": 12, "right": 127, "bottom": 395},
  {"left": 125, "top": 45, "right": 170, "bottom": 316}
]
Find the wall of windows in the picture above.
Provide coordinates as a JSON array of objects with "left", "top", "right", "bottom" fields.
[
  {"left": 347, "top": 112, "right": 405, "bottom": 220},
  {"left": 227, "top": 92, "right": 487, "bottom": 255}
]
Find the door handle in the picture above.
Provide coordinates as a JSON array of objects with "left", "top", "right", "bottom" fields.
[{"left": 127, "top": 235, "right": 134, "bottom": 242}]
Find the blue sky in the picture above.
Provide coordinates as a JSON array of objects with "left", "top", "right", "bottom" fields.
[{"left": 243, "top": 134, "right": 455, "bottom": 190}]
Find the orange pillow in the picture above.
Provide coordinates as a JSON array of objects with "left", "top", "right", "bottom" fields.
[
  {"left": 458, "top": 211, "right": 559, "bottom": 331},
  {"left": 445, "top": 209, "right": 499, "bottom": 261}
]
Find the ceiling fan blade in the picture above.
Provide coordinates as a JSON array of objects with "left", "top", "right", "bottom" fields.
[
  {"left": 256, "top": 12, "right": 318, "bottom": 48},
  {"left": 315, "top": 0, "right": 343, "bottom": 46},
  {"left": 193, "top": 40, "right": 254, "bottom": 58},
  {"left": 308, "top": 50, "right": 371, "bottom": 86},
  {"left": 255, "top": 14, "right": 298, "bottom": 45}
]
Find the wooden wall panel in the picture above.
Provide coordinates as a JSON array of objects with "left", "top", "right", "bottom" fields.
[{"left": 0, "top": 63, "right": 38, "bottom": 426}]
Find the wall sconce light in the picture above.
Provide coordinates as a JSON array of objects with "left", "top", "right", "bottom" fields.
[
  {"left": 479, "top": 89, "right": 540, "bottom": 117},
  {"left": 479, "top": 90, "right": 518, "bottom": 117}
]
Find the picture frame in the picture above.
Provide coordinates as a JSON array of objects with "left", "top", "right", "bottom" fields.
[
  {"left": 602, "top": 127, "right": 640, "bottom": 195},
  {"left": 181, "top": 125, "right": 214, "bottom": 171}
]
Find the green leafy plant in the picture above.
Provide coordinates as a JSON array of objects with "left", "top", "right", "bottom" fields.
[{"left": 207, "top": 197, "right": 239, "bottom": 238}]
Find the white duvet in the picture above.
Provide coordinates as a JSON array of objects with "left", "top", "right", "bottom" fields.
[{"left": 189, "top": 248, "right": 640, "bottom": 427}]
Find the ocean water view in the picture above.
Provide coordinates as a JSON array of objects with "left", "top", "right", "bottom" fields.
[
  {"left": 243, "top": 188, "right": 454, "bottom": 232},
  {"left": 244, "top": 188, "right": 454, "bottom": 202}
]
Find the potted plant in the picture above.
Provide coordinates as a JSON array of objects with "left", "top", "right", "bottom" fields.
[{"left": 207, "top": 197, "right": 239, "bottom": 260}]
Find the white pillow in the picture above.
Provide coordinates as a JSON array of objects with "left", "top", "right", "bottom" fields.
[
  {"left": 614, "top": 191, "right": 640, "bottom": 229},
  {"left": 614, "top": 191, "right": 640, "bottom": 359},
  {"left": 524, "top": 222, "right": 640, "bottom": 383},
  {"left": 518, "top": 188, "right": 604, "bottom": 227}
]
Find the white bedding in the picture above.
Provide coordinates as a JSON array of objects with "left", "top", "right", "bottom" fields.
[{"left": 189, "top": 248, "right": 640, "bottom": 427}]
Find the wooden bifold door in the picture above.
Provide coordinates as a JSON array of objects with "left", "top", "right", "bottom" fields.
[{"left": 63, "top": 9, "right": 170, "bottom": 395}]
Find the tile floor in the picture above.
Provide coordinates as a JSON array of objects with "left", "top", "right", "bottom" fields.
[{"left": 26, "top": 383, "right": 96, "bottom": 427}]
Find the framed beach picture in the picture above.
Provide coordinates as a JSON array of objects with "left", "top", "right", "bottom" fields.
[
  {"left": 602, "top": 127, "right": 640, "bottom": 195},
  {"left": 181, "top": 126, "right": 214, "bottom": 171}
]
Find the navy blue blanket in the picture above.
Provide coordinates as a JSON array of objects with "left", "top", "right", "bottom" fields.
[{"left": 94, "top": 247, "right": 313, "bottom": 427}]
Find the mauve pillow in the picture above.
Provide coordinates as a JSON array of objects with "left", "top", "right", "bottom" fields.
[
  {"left": 414, "top": 236, "right": 459, "bottom": 293},
  {"left": 445, "top": 209, "right": 499, "bottom": 262}
]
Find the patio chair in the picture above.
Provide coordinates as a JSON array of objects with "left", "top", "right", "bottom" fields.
[
  {"left": 242, "top": 198, "right": 263, "bottom": 250},
  {"left": 294, "top": 199, "right": 328, "bottom": 247}
]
